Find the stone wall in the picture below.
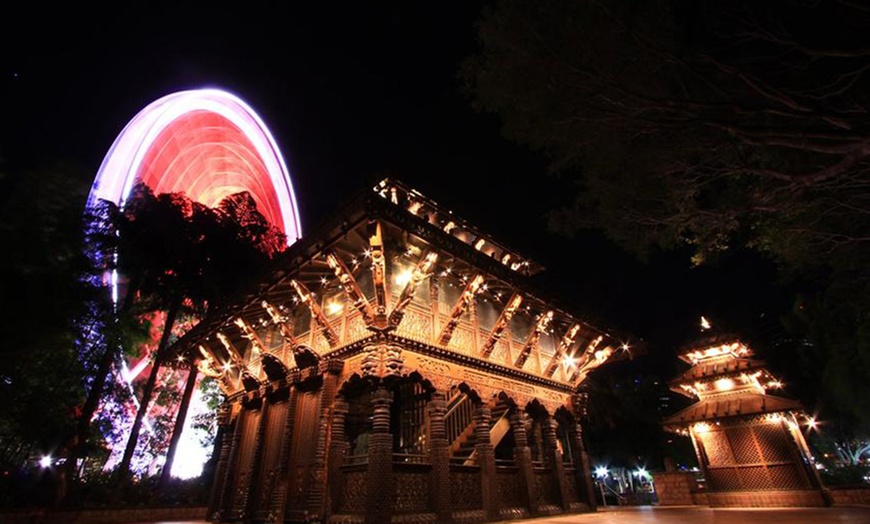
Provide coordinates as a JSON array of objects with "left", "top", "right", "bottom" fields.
[
  {"left": 651, "top": 471, "right": 700, "bottom": 506},
  {"left": 829, "top": 487, "right": 870, "bottom": 506},
  {"left": 706, "top": 490, "right": 827, "bottom": 507}
]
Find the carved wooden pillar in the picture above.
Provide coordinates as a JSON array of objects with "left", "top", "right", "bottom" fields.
[
  {"left": 570, "top": 421, "right": 597, "bottom": 510},
  {"left": 428, "top": 391, "right": 451, "bottom": 522},
  {"left": 474, "top": 404, "right": 498, "bottom": 520},
  {"left": 365, "top": 385, "right": 394, "bottom": 524},
  {"left": 242, "top": 398, "right": 270, "bottom": 521},
  {"left": 217, "top": 403, "right": 244, "bottom": 519},
  {"left": 542, "top": 417, "right": 570, "bottom": 512},
  {"left": 270, "top": 386, "right": 298, "bottom": 523},
  {"left": 209, "top": 403, "right": 235, "bottom": 520},
  {"left": 328, "top": 398, "right": 349, "bottom": 516},
  {"left": 307, "top": 361, "right": 343, "bottom": 520},
  {"left": 510, "top": 411, "right": 537, "bottom": 515}
]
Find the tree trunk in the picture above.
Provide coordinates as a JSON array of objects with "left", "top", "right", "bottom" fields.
[
  {"left": 159, "top": 366, "right": 198, "bottom": 487},
  {"left": 63, "top": 335, "right": 117, "bottom": 487},
  {"left": 116, "top": 300, "right": 181, "bottom": 485}
]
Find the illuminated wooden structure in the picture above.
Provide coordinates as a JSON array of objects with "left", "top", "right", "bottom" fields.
[
  {"left": 173, "top": 179, "right": 624, "bottom": 524},
  {"left": 663, "top": 332, "right": 827, "bottom": 507}
]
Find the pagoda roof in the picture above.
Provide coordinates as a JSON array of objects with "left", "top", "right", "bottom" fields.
[
  {"left": 677, "top": 332, "right": 754, "bottom": 364},
  {"left": 662, "top": 393, "right": 804, "bottom": 430},
  {"left": 669, "top": 357, "right": 768, "bottom": 390},
  {"left": 167, "top": 178, "right": 630, "bottom": 387}
]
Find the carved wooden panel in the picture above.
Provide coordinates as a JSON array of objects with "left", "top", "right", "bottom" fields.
[
  {"left": 232, "top": 408, "right": 261, "bottom": 512},
  {"left": 449, "top": 469, "right": 481, "bottom": 509},
  {"left": 346, "top": 313, "right": 368, "bottom": 344},
  {"left": 739, "top": 465, "right": 771, "bottom": 490},
  {"left": 727, "top": 426, "right": 761, "bottom": 464},
  {"left": 340, "top": 470, "right": 367, "bottom": 513},
  {"left": 393, "top": 471, "right": 431, "bottom": 513},
  {"left": 495, "top": 470, "right": 521, "bottom": 506},
  {"left": 564, "top": 471, "right": 578, "bottom": 503},
  {"left": 489, "top": 337, "right": 511, "bottom": 367},
  {"left": 402, "top": 352, "right": 571, "bottom": 415},
  {"left": 699, "top": 429, "right": 734, "bottom": 466},
  {"left": 314, "top": 330, "right": 331, "bottom": 353},
  {"left": 286, "top": 391, "right": 321, "bottom": 510},
  {"left": 534, "top": 471, "right": 556, "bottom": 506},
  {"left": 253, "top": 400, "right": 288, "bottom": 517},
  {"left": 755, "top": 424, "right": 793, "bottom": 463},
  {"left": 396, "top": 307, "right": 433, "bottom": 344},
  {"left": 447, "top": 326, "right": 474, "bottom": 356},
  {"left": 706, "top": 468, "right": 741, "bottom": 491},
  {"left": 768, "top": 464, "right": 808, "bottom": 489}
]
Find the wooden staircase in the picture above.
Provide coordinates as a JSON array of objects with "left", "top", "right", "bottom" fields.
[{"left": 446, "top": 396, "right": 511, "bottom": 466}]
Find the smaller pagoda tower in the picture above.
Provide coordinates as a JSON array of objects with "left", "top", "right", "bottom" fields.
[{"left": 663, "top": 324, "right": 828, "bottom": 507}]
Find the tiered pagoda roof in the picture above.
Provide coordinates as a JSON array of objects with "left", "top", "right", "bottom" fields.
[
  {"left": 663, "top": 332, "right": 802, "bottom": 431},
  {"left": 170, "top": 178, "right": 629, "bottom": 399}
]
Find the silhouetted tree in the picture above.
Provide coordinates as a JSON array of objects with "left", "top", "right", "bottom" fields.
[
  {"left": 107, "top": 182, "right": 285, "bottom": 487},
  {"left": 0, "top": 160, "right": 99, "bottom": 506}
]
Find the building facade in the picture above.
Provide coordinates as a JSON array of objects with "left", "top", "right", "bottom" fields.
[{"left": 173, "top": 179, "right": 623, "bottom": 523}]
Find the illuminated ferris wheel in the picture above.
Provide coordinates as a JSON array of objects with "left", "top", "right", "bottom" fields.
[
  {"left": 85, "top": 88, "right": 302, "bottom": 477},
  {"left": 89, "top": 88, "right": 301, "bottom": 240}
]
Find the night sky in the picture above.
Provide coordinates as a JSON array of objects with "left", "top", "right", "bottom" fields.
[{"left": 1, "top": 2, "right": 796, "bottom": 383}]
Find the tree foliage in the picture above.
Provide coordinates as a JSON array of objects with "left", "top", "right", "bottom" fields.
[
  {"left": 0, "top": 160, "right": 97, "bottom": 505},
  {"left": 98, "top": 181, "right": 286, "bottom": 483},
  {"left": 463, "top": 0, "right": 870, "bottom": 428}
]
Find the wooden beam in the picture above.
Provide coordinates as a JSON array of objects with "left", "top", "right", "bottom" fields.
[
  {"left": 196, "top": 344, "right": 234, "bottom": 394},
  {"left": 572, "top": 344, "right": 615, "bottom": 388},
  {"left": 233, "top": 318, "right": 267, "bottom": 377},
  {"left": 543, "top": 323, "right": 582, "bottom": 378},
  {"left": 326, "top": 251, "right": 377, "bottom": 326},
  {"left": 480, "top": 293, "right": 523, "bottom": 359},
  {"left": 438, "top": 274, "right": 485, "bottom": 346},
  {"left": 234, "top": 317, "right": 268, "bottom": 354},
  {"left": 568, "top": 336, "right": 604, "bottom": 383},
  {"left": 216, "top": 331, "right": 244, "bottom": 366},
  {"left": 388, "top": 251, "right": 438, "bottom": 328},
  {"left": 261, "top": 300, "right": 300, "bottom": 346},
  {"left": 290, "top": 279, "right": 340, "bottom": 348},
  {"left": 514, "top": 310, "right": 554, "bottom": 369},
  {"left": 368, "top": 220, "right": 389, "bottom": 323}
]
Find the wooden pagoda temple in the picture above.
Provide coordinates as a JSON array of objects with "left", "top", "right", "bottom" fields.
[
  {"left": 171, "top": 178, "right": 625, "bottom": 524},
  {"left": 662, "top": 331, "right": 828, "bottom": 507}
]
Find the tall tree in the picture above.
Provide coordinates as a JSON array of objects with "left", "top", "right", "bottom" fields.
[
  {"left": 107, "top": 182, "right": 285, "bottom": 485},
  {"left": 462, "top": 0, "right": 870, "bottom": 428}
]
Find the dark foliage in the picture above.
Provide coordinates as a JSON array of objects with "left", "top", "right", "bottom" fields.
[{"left": 463, "top": 0, "right": 870, "bottom": 431}]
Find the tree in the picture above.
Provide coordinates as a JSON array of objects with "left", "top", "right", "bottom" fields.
[
  {"left": 105, "top": 182, "right": 286, "bottom": 486},
  {"left": 0, "top": 160, "right": 98, "bottom": 506},
  {"left": 462, "top": 0, "right": 870, "bottom": 428}
]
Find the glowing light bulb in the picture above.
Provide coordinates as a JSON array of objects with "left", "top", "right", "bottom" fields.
[
  {"left": 714, "top": 378, "right": 735, "bottom": 391},
  {"left": 40, "top": 456, "right": 52, "bottom": 468},
  {"left": 693, "top": 422, "right": 711, "bottom": 434}
]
